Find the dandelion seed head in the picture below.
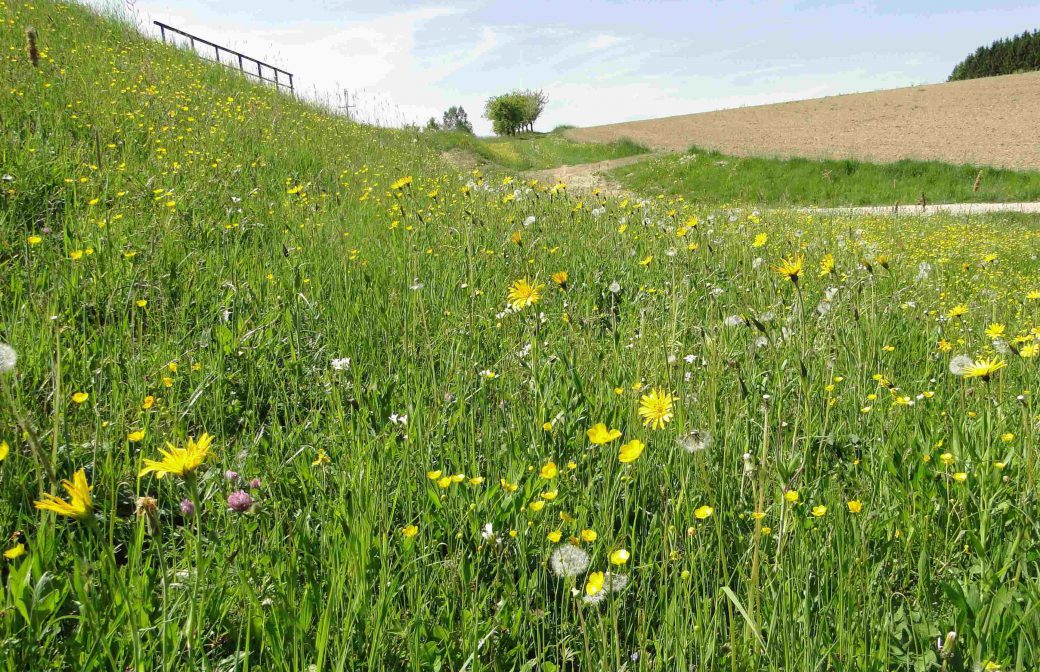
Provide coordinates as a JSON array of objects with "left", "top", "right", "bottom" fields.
[
  {"left": 550, "top": 544, "right": 590, "bottom": 578},
  {"left": 0, "top": 343, "right": 17, "bottom": 374}
]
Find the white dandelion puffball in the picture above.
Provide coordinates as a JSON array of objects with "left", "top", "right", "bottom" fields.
[
  {"left": 550, "top": 544, "right": 590, "bottom": 578},
  {"left": 330, "top": 357, "right": 351, "bottom": 371},
  {"left": 0, "top": 343, "right": 16, "bottom": 374},
  {"left": 949, "top": 355, "right": 974, "bottom": 377},
  {"left": 677, "top": 429, "right": 713, "bottom": 454}
]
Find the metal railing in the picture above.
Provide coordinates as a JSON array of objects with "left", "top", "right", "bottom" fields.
[{"left": 154, "top": 21, "right": 294, "bottom": 94}]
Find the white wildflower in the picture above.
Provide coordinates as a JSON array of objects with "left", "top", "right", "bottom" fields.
[{"left": 330, "top": 357, "right": 351, "bottom": 371}]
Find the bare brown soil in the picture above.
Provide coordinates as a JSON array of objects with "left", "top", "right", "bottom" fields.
[
  {"left": 522, "top": 153, "right": 656, "bottom": 196},
  {"left": 565, "top": 72, "right": 1040, "bottom": 170}
]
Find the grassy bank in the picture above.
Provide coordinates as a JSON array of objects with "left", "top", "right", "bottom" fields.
[
  {"left": 2, "top": 1, "right": 1040, "bottom": 671},
  {"left": 425, "top": 129, "right": 648, "bottom": 170},
  {"left": 610, "top": 147, "right": 1040, "bottom": 206}
]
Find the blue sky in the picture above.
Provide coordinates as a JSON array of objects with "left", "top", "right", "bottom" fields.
[{"left": 87, "top": 0, "right": 1039, "bottom": 134}]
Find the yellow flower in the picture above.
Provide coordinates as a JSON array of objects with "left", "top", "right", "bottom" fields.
[
  {"left": 542, "top": 421, "right": 553, "bottom": 431},
  {"left": 528, "top": 500, "right": 546, "bottom": 512},
  {"left": 390, "top": 176, "right": 413, "bottom": 190},
  {"left": 142, "top": 396, "right": 155, "bottom": 410},
  {"left": 401, "top": 524, "right": 418, "bottom": 538},
  {"left": 984, "top": 323, "right": 1006, "bottom": 339},
  {"left": 585, "top": 571, "right": 605, "bottom": 596},
  {"left": 1020, "top": 343, "right": 1038, "bottom": 358},
  {"left": 939, "top": 452, "right": 955, "bottom": 466},
  {"left": 138, "top": 433, "right": 215, "bottom": 479},
  {"left": 947, "top": 304, "right": 969, "bottom": 318},
  {"left": 540, "top": 461, "right": 559, "bottom": 479},
  {"left": 694, "top": 505, "right": 714, "bottom": 520},
  {"left": 752, "top": 233, "right": 768, "bottom": 248},
  {"left": 847, "top": 500, "right": 863, "bottom": 513},
  {"left": 638, "top": 388, "right": 674, "bottom": 430},
  {"left": 784, "top": 490, "right": 800, "bottom": 504},
  {"left": 127, "top": 430, "right": 146, "bottom": 442},
  {"left": 811, "top": 505, "right": 827, "bottom": 517},
  {"left": 610, "top": 549, "right": 630, "bottom": 565},
  {"left": 587, "top": 423, "right": 622, "bottom": 445},
  {"left": 551, "top": 271, "right": 568, "bottom": 287},
  {"left": 4, "top": 544, "right": 26, "bottom": 560},
  {"left": 618, "top": 439, "right": 645, "bottom": 463},
  {"left": 312, "top": 449, "right": 331, "bottom": 466},
  {"left": 772, "top": 256, "right": 804, "bottom": 282},
  {"left": 426, "top": 470, "right": 442, "bottom": 480},
  {"left": 1001, "top": 433, "right": 1015, "bottom": 443},
  {"left": 961, "top": 357, "right": 1006, "bottom": 381},
  {"left": 952, "top": 472, "right": 968, "bottom": 483},
  {"left": 34, "top": 469, "right": 93, "bottom": 520},
  {"left": 468, "top": 476, "right": 485, "bottom": 486},
  {"left": 0, "top": 441, "right": 8, "bottom": 461},
  {"left": 507, "top": 278, "right": 544, "bottom": 310},
  {"left": 819, "top": 253, "right": 835, "bottom": 276},
  {"left": 639, "top": 255, "right": 653, "bottom": 266},
  {"left": 547, "top": 530, "right": 562, "bottom": 542},
  {"left": 541, "top": 490, "right": 558, "bottom": 501},
  {"left": 27, "top": 235, "right": 43, "bottom": 245},
  {"left": 580, "top": 529, "right": 597, "bottom": 543},
  {"left": 71, "top": 392, "right": 89, "bottom": 404},
  {"left": 436, "top": 476, "right": 452, "bottom": 489}
]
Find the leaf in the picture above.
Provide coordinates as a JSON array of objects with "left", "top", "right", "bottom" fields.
[{"left": 721, "top": 586, "right": 765, "bottom": 649}]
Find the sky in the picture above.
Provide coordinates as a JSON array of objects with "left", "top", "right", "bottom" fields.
[{"left": 85, "top": 0, "right": 1039, "bottom": 135}]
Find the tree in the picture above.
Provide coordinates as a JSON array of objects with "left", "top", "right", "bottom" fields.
[
  {"left": 424, "top": 116, "right": 441, "bottom": 131},
  {"left": 484, "top": 89, "right": 548, "bottom": 135},
  {"left": 949, "top": 29, "right": 1040, "bottom": 81},
  {"left": 442, "top": 105, "right": 473, "bottom": 133},
  {"left": 484, "top": 93, "right": 527, "bottom": 136}
]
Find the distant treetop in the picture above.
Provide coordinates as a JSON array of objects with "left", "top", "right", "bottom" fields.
[{"left": 949, "top": 29, "right": 1040, "bottom": 81}]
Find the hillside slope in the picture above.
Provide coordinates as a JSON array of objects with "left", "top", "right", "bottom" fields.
[
  {"left": 566, "top": 71, "right": 1040, "bottom": 169},
  {"left": 4, "top": 2, "right": 1040, "bottom": 671}
]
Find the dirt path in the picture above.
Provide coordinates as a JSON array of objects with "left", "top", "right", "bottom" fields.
[{"left": 523, "top": 153, "right": 660, "bottom": 196}]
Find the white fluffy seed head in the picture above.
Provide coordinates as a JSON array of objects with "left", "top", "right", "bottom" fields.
[
  {"left": 949, "top": 355, "right": 974, "bottom": 376},
  {"left": 550, "top": 544, "right": 590, "bottom": 578},
  {"left": 0, "top": 343, "right": 16, "bottom": 374}
]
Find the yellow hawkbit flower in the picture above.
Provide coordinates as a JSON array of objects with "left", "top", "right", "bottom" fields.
[
  {"left": 540, "top": 461, "right": 559, "bottom": 479},
  {"left": 772, "top": 256, "right": 804, "bottom": 282},
  {"left": 139, "top": 433, "right": 215, "bottom": 479},
  {"left": 585, "top": 571, "right": 605, "bottom": 596},
  {"left": 784, "top": 490, "right": 800, "bottom": 504},
  {"left": 961, "top": 357, "right": 1006, "bottom": 381},
  {"left": 581, "top": 529, "right": 597, "bottom": 543},
  {"left": 638, "top": 388, "right": 674, "bottom": 430},
  {"left": 847, "top": 500, "right": 863, "bottom": 513},
  {"left": 507, "top": 278, "right": 544, "bottom": 310},
  {"left": 71, "top": 392, "right": 89, "bottom": 404},
  {"left": 610, "top": 549, "right": 630, "bottom": 565},
  {"left": 401, "top": 525, "right": 418, "bottom": 538},
  {"left": 34, "top": 469, "right": 93, "bottom": 520},
  {"left": 694, "top": 505, "right": 714, "bottom": 520}
]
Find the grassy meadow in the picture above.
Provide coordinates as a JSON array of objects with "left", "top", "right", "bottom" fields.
[
  {"left": 610, "top": 147, "right": 1040, "bottom": 207},
  {"left": 425, "top": 129, "right": 648, "bottom": 171},
  {"left": 3, "top": 1, "right": 1040, "bottom": 671}
]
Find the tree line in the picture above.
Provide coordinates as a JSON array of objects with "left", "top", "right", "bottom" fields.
[{"left": 949, "top": 29, "right": 1040, "bottom": 81}]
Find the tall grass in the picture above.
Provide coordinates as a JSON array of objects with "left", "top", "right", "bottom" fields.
[
  {"left": 611, "top": 146, "right": 1040, "bottom": 206},
  {"left": 2, "top": 2, "right": 1040, "bottom": 671},
  {"left": 425, "top": 129, "right": 648, "bottom": 171}
]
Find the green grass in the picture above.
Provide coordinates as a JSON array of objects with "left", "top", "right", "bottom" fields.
[
  {"left": 425, "top": 128, "right": 648, "bottom": 171},
  {"left": 610, "top": 146, "right": 1040, "bottom": 206},
  {"left": 3, "top": 1, "right": 1040, "bottom": 671}
]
